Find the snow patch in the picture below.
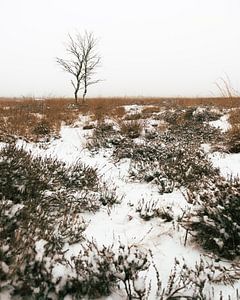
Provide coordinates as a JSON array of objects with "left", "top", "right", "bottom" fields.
[
  {"left": 209, "top": 115, "right": 230, "bottom": 132},
  {"left": 210, "top": 151, "right": 240, "bottom": 178}
]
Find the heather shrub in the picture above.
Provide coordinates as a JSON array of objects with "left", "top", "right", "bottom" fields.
[
  {"left": 0, "top": 224, "right": 149, "bottom": 299},
  {"left": 0, "top": 144, "right": 99, "bottom": 204},
  {"left": 86, "top": 120, "right": 119, "bottom": 150},
  {"left": 136, "top": 198, "right": 173, "bottom": 222},
  {"left": 32, "top": 119, "right": 51, "bottom": 136},
  {"left": 128, "top": 142, "right": 219, "bottom": 191},
  {"left": 119, "top": 120, "right": 143, "bottom": 138},
  {"left": 0, "top": 196, "right": 87, "bottom": 298},
  {"left": 0, "top": 144, "right": 123, "bottom": 298},
  {"left": 185, "top": 176, "right": 240, "bottom": 259},
  {"left": 226, "top": 123, "right": 240, "bottom": 153},
  {"left": 70, "top": 242, "right": 149, "bottom": 299},
  {"left": 153, "top": 257, "right": 239, "bottom": 299},
  {"left": 0, "top": 145, "right": 48, "bottom": 203},
  {"left": 124, "top": 112, "right": 144, "bottom": 120},
  {"left": 192, "top": 107, "right": 222, "bottom": 122}
]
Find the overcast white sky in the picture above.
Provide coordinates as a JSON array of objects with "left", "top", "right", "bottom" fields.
[{"left": 0, "top": 0, "right": 239, "bottom": 98}]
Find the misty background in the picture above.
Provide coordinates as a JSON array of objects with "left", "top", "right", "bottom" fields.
[{"left": 0, "top": 0, "right": 239, "bottom": 98}]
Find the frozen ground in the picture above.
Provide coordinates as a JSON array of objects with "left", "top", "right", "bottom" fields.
[{"left": 1, "top": 107, "right": 240, "bottom": 299}]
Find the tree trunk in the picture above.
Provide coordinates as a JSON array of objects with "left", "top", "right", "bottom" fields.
[
  {"left": 82, "top": 90, "right": 87, "bottom": 104},
  {"left": 74, "top": 80, "right": 80, "bottom": 104},
  {"left": 82, "top": 77, "right": 87, "bottom": 104},
  {"left": 74, "top": 90, "right": 78, "bottom": 103}
]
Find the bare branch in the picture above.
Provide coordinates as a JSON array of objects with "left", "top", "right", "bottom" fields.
[{"left": 56, "top": 31, "right": 101, "bottom": 103}]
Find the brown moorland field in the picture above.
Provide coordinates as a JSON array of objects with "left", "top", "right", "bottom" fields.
[
  {"left": 0, "top": 96, "right": 240, "bottom": 142},
  {"left": 1, "top": 95, "right": 240, "bottom": 299}
]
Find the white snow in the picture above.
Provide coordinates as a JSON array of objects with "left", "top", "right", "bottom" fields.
[
  {"left": 35, "top": 239, "right": 48, "bottom": 262},
  {"left": 124, "top": 104, "right": 144, "bottom": 114},
  {"left": 1, "top": 109, "right": 240, "bottom": 299},
  {"left": 9, "top": 204, "right": 24, "bottom": 217},
  {"left": 209, "top": 114, "right": 231, "bottom": 132},
  {"left": 210, "top": 151, "right": 240, "bottom": 179}
]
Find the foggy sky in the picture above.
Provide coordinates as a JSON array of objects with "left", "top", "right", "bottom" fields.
[{"left": 0, "top": 0, "right": 239, "bottom": 98}]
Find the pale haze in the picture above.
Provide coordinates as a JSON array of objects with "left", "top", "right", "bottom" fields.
[{"left": 0, "top": 0, "right": 239, "bottom": 98}]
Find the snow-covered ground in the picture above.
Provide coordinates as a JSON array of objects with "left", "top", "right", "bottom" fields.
[
  {"left": 1, "top": 107, "right": 240, "bottom": 299},
  {"left": 209, "top": 115, "right": 231, "bottom": 133}
]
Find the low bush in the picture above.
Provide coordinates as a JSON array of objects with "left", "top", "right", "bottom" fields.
[
  {"left": 226, "top": 124, "right": 240, "bottom": 153},
  {"left": 153, "top": 257, "right": 240, "bottom": 299},
  {"left": 225, "top": 109, "right": 240, "bottom": 153},
  {"left": 128, "top": 142, "right": 219, "bottom": 191},
  {"left": 142, "top": 106, "right": 161, "bottom": 115},
  {"left": 192, "top": 106, "right": 223, "bottom": 122},
  {"left": 86, "top": 120, "right": 119, "bottom": 150},
  {"left": 184, "top": 176, "right": 240, "bottom": 259},
  {"left": 0, "top": 143, "right": 123, "bottom": 298},
  {"left": 32, "top": 119, "right": 52, "bottom": 136},
  {"left": 0, "top": 232, "right": 149, "bottom": 299},
  {"left": 0, "top": 144, "right": 99, "bottom": 204},
  {"left": 119, "top": 120, "right": 143, "bottom": 139},
  {"left": 71, "top": 242, "right": 149, "bottom": 299},
  {"left": 136, "top": 198, "right": 173, "bottom": 222},
  {"left": 0, "top": 196, "right": 88, "bottom": 297},
  {"left": 160, "top": 107, "right": 223, "bottom": 126},
  {"left": 124, "top": 113, "right": 144, "bottom": 120},
  {"left": 0, "top": 145, "right": 48, "bottom": 203}
]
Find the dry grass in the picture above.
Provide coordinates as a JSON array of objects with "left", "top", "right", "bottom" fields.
[
  {"left": 119, "top": 120, "right": 143, "bottom": 138},
  {"left": 226, "top": 108, "right": 240, "bottom": 153},
  {"left": 0, "top": 97, "right": 79, "bottom": 141},
  {"left": 124, "top": 113, "right": 144, "bottom": 120},
  {"left": 228, "top": 108, "right": 240, "bottom": 126},
  {"left": 0, "top": 96, "right": 240, "bottom": 141},
  {"left": 166, "top": 97, "right": 240, "bottom": 108},
  {"left": 142, "top": 106, "right": 161, "bottom": 115}
]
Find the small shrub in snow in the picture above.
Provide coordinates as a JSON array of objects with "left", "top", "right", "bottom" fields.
[
  {"left": 192, "top": 107, "right": 223, "bottom": 122},
  {"left": 0, "top": 144, "right": 99, "bottom": 205},
  {"left": 86, "top": 120, "right": 119, "bottom": 150},
  {"left": 71, "top": 242, "right": 117, "bottom": 297},
  {"left": 0, "top": 145, "right": 48, "bottom": 203},
  {"left": 161, "top": 107, "right": 222, "bottom": 126},
  {"left": 128, "top": 142, "right": 218, "bottom": 190},
  {"left": 136, "top": 198, "right": 174, "bottom": 222},
  {"left": 58, "top": 214, "right": 88, "bottom": 244},
  {"left": 0, "top": 196, "right": 87, "bottom": 298},
  {"left": 124, "top": 112, "right": 143, "bottom": 120},
  {"left": 32, "top": 119, "right": 51, "bottom": 136},
  {"left": 0, "top": 144, "right": 122, "bottom": 298},
  {"left": 0, "top": 238, "right": 149, "bottom": 299},
  {"left": 226, "top": 124, "right": 240, "bottom": 153},
  {"left": 98, "top": 182, "right": 121, "bottom": 207},
  {"left": 168, "top": 121, "right": 222, "bottom": 146},
  {"left": 65, "top": 242, "right": 149, "bottom": 299},
  {"left": 49, "top": 158, "right": 99, "bottom": 191},
  {"left": 185, "top": 176, "right": 240, "bottom": 259},
  {"left": 83, "top": 123, "right": 95, "bottom": 130},
  {"left": 153, "top": 257, "right": 240, "bottom": 299},
  {"left": 160, "top": 258, "right": 207, "bottom": 299},
  {"left": 119, "top": 120, "right": 143, "bottom": 139}
]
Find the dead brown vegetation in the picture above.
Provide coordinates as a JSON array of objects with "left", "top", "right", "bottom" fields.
[
  {"left": 226, "top": 108, "right": 240, "bottom": 153},
  {"left": 119, "top": 120, "right": 143, "bottom": 139},
  {"left": 0, "top": 96, "right": 239, "bottom": 141},
  {"left": 0, "top": 97, "right": 79, "bottom": 141},
  {"left": 142, "top": 106, "right": 161, "bottom": 115}
]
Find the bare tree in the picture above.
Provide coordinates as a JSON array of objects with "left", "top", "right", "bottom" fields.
[{"left": 57, "top": 31, "right": 101, "bottom": 103}]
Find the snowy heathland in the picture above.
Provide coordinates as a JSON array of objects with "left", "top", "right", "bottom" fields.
[{"left": 1, "top": 103, "right": 240, "bottom": 299}]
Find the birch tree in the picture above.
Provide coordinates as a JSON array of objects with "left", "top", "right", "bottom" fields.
[{"left": 57, "top": 32, "right": 101, "bottom": 103}]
